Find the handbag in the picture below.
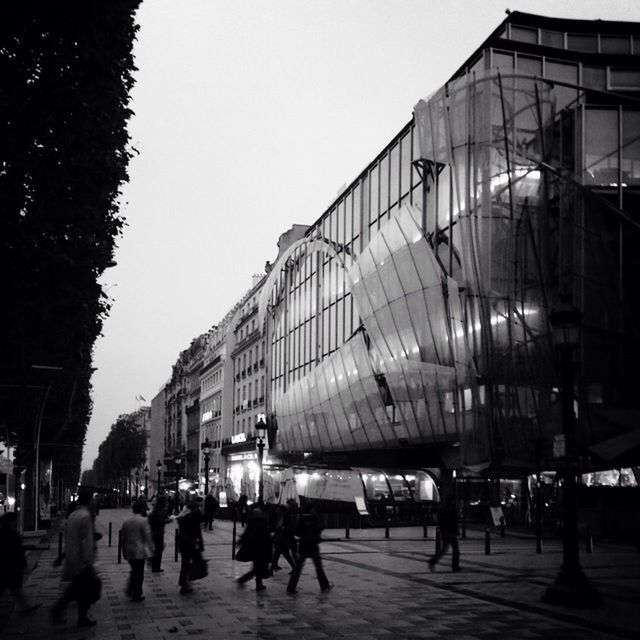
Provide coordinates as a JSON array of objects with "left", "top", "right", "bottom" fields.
[
  {"left": 235, "top": 542, "right": 252, "bottom": 562},
  {"left": 188, "top": 553, "right": 208, "bottom": 581}
]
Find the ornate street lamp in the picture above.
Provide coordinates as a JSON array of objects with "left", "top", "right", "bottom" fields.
[
  {"left": 201, "top": 437, "right": 212, "bottom": 496},
  {"left": 156, "top": 460, "right": 163, "bottom": 495},
  {"left": 173, "top": 451, "right": 182, "bottom": 514},
  {"left": 135, "top": 470, "right": 140, "bottom": 499},
  {"left": 255, "top": 414, "right": 267, "bottom": 505},
  {"left": 542, "top": 296, "right": 601, "bottom": 606},
  {"left": 144, "top": 465, "right": 149, "bottom": 496}
]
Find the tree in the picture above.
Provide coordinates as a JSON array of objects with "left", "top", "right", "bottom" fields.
[{"left": 0, "top": 2, "right": 141, "bottom": 513}]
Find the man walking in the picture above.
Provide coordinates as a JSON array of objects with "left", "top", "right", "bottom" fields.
[
  {"left": 51, "top": 489, "right": 100, "bottom": 628},
  {"left": 121, "top": 500, "right": 154, "bottom": 601},
  {"left": 428, "top": 496, "right": 461, "bottom": 572}
]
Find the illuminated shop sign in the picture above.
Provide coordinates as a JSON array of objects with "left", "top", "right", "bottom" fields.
[{"left": 231, "top": 433, "right": 247, "bottom": 444}]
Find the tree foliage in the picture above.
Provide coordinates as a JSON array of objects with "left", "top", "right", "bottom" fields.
[
  {"left": 92, "top": 415, "right": 147, "bottom": 487},
  {"left": 0, "top": 2, "right": 141, "bottom": 487}
]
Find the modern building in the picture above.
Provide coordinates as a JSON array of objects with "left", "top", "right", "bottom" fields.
[{"left": 258, "top": 11, "right": 640, "bottom": 510}]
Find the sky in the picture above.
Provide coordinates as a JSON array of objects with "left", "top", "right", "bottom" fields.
[{"left": 82, "top": 0, "right": 640, "bottom": 470}]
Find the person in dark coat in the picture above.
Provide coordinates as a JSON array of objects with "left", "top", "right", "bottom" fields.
[
  {"left": 286, "top": 503, "right": 331, "bottom": 594},
  {"left": 271, "top": 504, "right": 297, "bottom": 572},
  {"left": 236, "top": 508, "right": 272, "bottom": 591},
  {"left": 0, "top": 512, "right": 40, "bottom": 614},
  {"left": 176, "top": 500, "right": 204, "bottom": 594},
  {"left": 147, "top": 496, "right": 171, "bottom": 573},
  {"left": 428, "top": 496, "right": 461, "bottom": 571},
  {"left": 203, "top": 493, "right": 219, "bottom": 531}
]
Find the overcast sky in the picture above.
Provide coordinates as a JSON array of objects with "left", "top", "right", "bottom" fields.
[{"left": 82, "top": 0, "right": 640, "bottom": 469}]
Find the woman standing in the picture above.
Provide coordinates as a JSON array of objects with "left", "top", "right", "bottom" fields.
[{"left": 176, "top": 499, "right": 204, "bottom": 594}]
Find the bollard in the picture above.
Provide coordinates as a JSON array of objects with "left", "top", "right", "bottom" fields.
[
  {"left": 345, "top": 517, "right": 350, "bottom": 540},
  {"left": 423, "top": 519, "right": 428, "bottom": 539},
  {"left": 499, "top": 516, "right": 506, "bottom": 538},
  {"left": 108, "top": 522, "right": 113, "bottom": 547},
  {"left": 484, "top": 527, "right": 491, "bottom": 555},
  {"left": 232, "top": 518, "right": 237, "bottom": 560},
  {"left": 586, "top": 525, "right": 594, "bottom": 554},
  {"left": 385, "top": 518, "right": 390, "bottom": 539},
  {"left": 461, "top": 513, "right": 467, "bottom": 540},
  {"left": 174, "top": 529, "right": 179, "bottom": 562},
  {"left": 57, "top": 531, "right": 63, "bottom": 563},
  {"left": 117, "top": 530, "right": 122, "bottom": 564},
  {"left": 536, "top": 532, "right": 543, "bottom": 555},
  {"left": 435, "top": 527, "right": 442, "bottom": 554}
]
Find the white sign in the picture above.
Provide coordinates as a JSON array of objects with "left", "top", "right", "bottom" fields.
[
  {"left": 355, "top": 496, "right": 369, "bottom": 515},
  {"left": 231, "top": 433, "right": 247, "bottom": 444}
]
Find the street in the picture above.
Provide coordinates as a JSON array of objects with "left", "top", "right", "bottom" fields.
[{"left": 1, "top": 508, "right": 638, "bottom": 639}]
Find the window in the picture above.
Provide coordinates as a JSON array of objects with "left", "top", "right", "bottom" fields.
[
  {"left": 567, "top": 33, "right": 597, "bottom": 53},
  {"left": 584, "top": 109, "right": 619, "bottom": 186},
  {"left": 622, "top": 110, "right": 640, "bottom": 185},
  {"left": 610, "top": 68, "right": 640, "bottom": 90},
  {"left": 541, "top": 29, "right": 564, "bottom": 49},
  {"left": 601, "top": 35, "right": 631, "bottom": 55},
  {"left": 511, "top": 25, "right": 537, "bottom": 44}
]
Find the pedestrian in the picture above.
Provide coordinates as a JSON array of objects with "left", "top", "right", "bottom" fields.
[
  {"left": 51, "top": 488, "right": 101, "bottom": 628},
  {"left": 0, "top": 512, "right": 41, "bottom": 615},
  {"left": 121, "top": 500, "right": 155, "bottom": 601},
  {"left": 286, "top": 503, "right": 332, "bottom": 594},
  {"left": 203, "top": 493, "right": 219, "bottom": 531},
  {"left": 237, "top": 494, "right": 248, "bottom": 527},
  {"left": 147, "top": 496, "right": 171, "bottom": 573},
  {"left": 176, "top": 498, "right": 204, "bottom": 594},
  {"left": 428, "top": 496, "right": 461, "bottom": 572},
  {"left": 271, "top": 504, "right": 297, "bottom": 572},
  {"left": 236, "top": 507, "right": 272, "bottom": 592}
]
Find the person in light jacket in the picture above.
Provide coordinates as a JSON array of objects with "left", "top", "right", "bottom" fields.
[{"left": 121, "top": 500, "right": 155, "bottom": 601}]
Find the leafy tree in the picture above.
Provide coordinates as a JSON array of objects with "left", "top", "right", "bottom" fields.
[
  {"left": 0, "top": 1, "right": 141, "bottom": 501},
  {"left": 92, "top": 415, "right": 147, "bottom": 491}
]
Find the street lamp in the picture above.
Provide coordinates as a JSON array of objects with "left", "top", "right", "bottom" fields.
[
  {"left": 201, "top": 437, "right": 212, "bottom": 496},
  {"left": 135, "top": 470, "right": 140, "bottom": 499},
  {"left": 156, "top": 460, "right": 163, "bottom": 496},
  {"left": 542, "top": 296, "right": 601, "bottom": 607},
  {"left": 255, "top": 414, "right": 267, "bottom": 505},
  {"left": 144, "top": 465, "right": 149, "bottom": 496},
  {"left": 173, "top": 452, "right": 182, "bottom": 514}
]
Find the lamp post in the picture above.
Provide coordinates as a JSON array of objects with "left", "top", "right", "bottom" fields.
[
  {"left": 173, "top": 452, "right": 182, "bottom": 514},
  {"left": 201, "top": 437, "right": 212, "bottom": 496},
  {"left": 542, "top": 296, "right": 601, "bottom": 607},
  {"left": 144, "top": 466, "right": 149, "bottom": 496},
  {"left": 135, "top": 470, "right": 140, "bottom": 499},
  {"left": 255, "top": 414, "right": 267, "bottom": 506},
  {"left": 156, "top": 460, "right": 162, "bottom": 496}
]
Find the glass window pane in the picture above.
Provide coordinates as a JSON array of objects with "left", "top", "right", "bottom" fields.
[
  {"left": 353, "top": 183, "right": 361, "bottom": 240},
  {"left": 511, "top": 26, "right": 537, "bottom": 44},
  {"left": 370, "top": 166, "right": 379, "bottom": 223},
  {"left": 601, "top": 35, "right": 631, "bottom": 54},
  {"left": 401, "top": 132, "right": 412, "bottom": 196},
  {"left": 567, "top": 33, "right": 598, "bottom": 53},
  {"left": 623, "top": 110, "right": 640, "bottom": 186},
  {"left": 380, "top": 154, "right": 389, "bottom": 215},
  {"left": 541, "top": 29, "right": 564, "bottom": 49},
  {"left": 517, "top": 55, "right": 541, "bottom": 76},
  {"left": 345, "top": 193, "right": 353, "bottom": 244},
  {"left": 584, "top": 109, "right": 619, "bottom": 185},
  {"left": 492, "top": 50, "right": 514, "bottom": 70},
  {"left": 390, "top": 143, "right": 400, "bottom": 206},
  {"left": 583, "top": 66, "right": 607, "bottom": 91},
  {"left": 610, "top": 68, "right": 640, "bottom": 89},
  {"left": 545, "top": 60, "right": 578, "bottom": 110}
]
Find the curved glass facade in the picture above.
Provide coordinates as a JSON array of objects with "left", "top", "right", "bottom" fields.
[{"left": 262, "top": 21, "right": 640, "bottom": 473}]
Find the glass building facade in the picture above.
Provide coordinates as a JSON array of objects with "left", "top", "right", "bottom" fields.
[{"left": 260, "top": 12, "right": 640, "bottom": 474}]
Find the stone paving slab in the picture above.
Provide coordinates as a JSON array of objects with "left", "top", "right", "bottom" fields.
[{"left": 1, "top": 509, "right": 638, "bottom": 639}]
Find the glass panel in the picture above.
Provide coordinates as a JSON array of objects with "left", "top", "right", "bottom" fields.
[
  {"left": 601, "top": 35, "right": 631, "bottom": 54},
  {"left": 511, "top": 26, "right": 537, "bottom": 44},
  {"left": 584, "top": 109, "right": 619, "bottom": 186},
  {"left": 583, "top": 66, "right": 607, "bottom": 91},
  {"left": 353, "top": 183, "right": 361, "bottom": 240},
  {"left": 610, "top": 69, "right": 640, "bottom": 89},
  {"left": 567, "top": 33, "right": 598, "bottom": 53},
  {"left": 541, "top": 29, "right": 564, "bottom": 49},
  {"left": 370, "top": 165, "right": 379, "bottom": 223},
  {"left": 517, "top": 55, "right": 542, "bottom": 77},
  {"left": 492, "top": 50, "right": 514, "bottom": 71},
  {"left": 401, "top": 132, "right": 412, "bottom": 196},
  {"left": 345, "top": 192, "right": 353, "bottom": 244},
  {"left": 390, "top": 143, "right": 400, "bottom": 206},
  {"left": 545, "top": 60, "right": 578, "bottom": 111},
  {"left": 380, "top": 154, "right": 389, "bottom": 214},
  {"left": 622, "top": 110, "right": 640, "bottom": 186}
]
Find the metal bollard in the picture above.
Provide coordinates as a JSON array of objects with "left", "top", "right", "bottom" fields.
[
  {"left": 174, "top": 529, "right": 179, "bottom": 562},
  {"left": 108, "top": 522, "right": 112, "bottom": 547},
  {"left": 57, "top": 531, "right": 63, "bottom": 563},
  {"left": 385, "top": 518, "right": 390, "bottom": 539},
  {"left": 117, "top": 530, "right": 122, "bottom": 564},
  {"left": 536, "top": 532, "right": 543, "bottom": 555},
  {"left": 423, "top": 519, "right": 428, "bottom": 539},
  {"left": 232, "top": 518, "right": 237, "bottom": 560},
  {"left": 586, "top": 525, "right": 594, "bottom": 554},
  {"left": 484, "top": 527, "right": 491, "bottom": 555},
  {"left": 435, "top": 527, "right": 442, "bottom": 554},
  {"left": 345, "top": 518, "right": 350, "bottom": 540},
  {"left": 461, "top": 514, "right": 467, "bottom": 540},
  {"left": 499, "top": 517, "right": 506, "bottom": 538}
]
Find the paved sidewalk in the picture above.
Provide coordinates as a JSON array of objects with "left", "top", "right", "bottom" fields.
[{"left": 1, "top": 508, "right": 638, "bottom": 639}]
